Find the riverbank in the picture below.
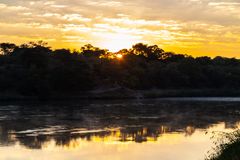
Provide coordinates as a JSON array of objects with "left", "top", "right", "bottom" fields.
[
  {"left": 1, "top": 88, "right": 240, "bottom": 101},
  {"left": 206, "top": 130, "right": 240, "bottom": 160}
]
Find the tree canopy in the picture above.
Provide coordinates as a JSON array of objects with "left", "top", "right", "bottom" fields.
[{"left": 0, "top": 41, "right": 240, "bottom": 98}]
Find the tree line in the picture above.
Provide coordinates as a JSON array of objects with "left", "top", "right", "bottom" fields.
[{"left": 1, "top": 41, "right": 240, "bottom": 98}]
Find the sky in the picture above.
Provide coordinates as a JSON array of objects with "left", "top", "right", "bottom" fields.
[{"left": 0, "top": 0, "right": 240, "bottom": 57}]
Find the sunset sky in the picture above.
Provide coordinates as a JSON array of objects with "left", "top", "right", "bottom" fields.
[{"left": 0, "top": 0, "right": 240, "bottom": 57}]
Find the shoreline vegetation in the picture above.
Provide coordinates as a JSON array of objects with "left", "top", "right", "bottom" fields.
[
  {"left": 1, "top": 41, "right": 240, "bottom": 100},
  {"left": 2, "top": 88, "right": 240, "bottom": 101},
  {"left": 206, "top": 130, "right": 240, "bottom": 160}
]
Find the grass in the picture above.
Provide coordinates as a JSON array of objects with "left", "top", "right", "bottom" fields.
[{"left": 206, "top": 130, "right": 240, "bottom": 160}]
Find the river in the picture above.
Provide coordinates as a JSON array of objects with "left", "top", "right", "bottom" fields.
[{"left": 0, "top": 98, "right": 239, "bottom": 160}]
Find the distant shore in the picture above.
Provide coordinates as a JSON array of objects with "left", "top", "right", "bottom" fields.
[{"left": 1, "top": 88, "right": 240, "bottom": 101}]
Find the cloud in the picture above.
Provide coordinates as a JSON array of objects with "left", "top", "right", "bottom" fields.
[
  {"left": 0, "top": 3, "right": 28, "bottom": 10},
  {"left": 86, "top": 1, "right": 123, "bottom": 7},
  {"left": 0, "top": 0, "right": 239, "bottom": 56}
]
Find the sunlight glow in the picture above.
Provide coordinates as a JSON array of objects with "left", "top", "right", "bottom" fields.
[
  {"left": 97, "top": 33, "right": 140, "bottom": 52},
  {"left": 1, "top": 0, "right": 240, "bottom": 57},
  {"left": 116, "top": 54, "right": 123, "bottom": 59}
]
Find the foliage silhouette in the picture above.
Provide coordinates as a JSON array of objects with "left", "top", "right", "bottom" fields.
[
  {"left": 1, "top": 41, "right": 240, "bottom": 98},
  {"left": 206, "top": 130, "right": 240, "bottom": 160}
]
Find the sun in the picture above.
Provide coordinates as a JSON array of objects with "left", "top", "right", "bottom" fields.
[
  {"left": 104, "top": 38, "right": 132, "bottom": 52},
  {"left": 116, "top": 54, "right": 123, "bottom": 59},
  {"left": 97, "top": 33, "right": 140, "bottom": 52}
]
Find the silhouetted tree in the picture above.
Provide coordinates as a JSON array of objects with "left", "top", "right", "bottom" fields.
[
  {"left": 1, "top": 41, "right": 240, "bottom": 98},
  {"left": 81, "top": 44, "right": 108, "bottom": 57},
  {"left": 131, "top": 43, "right": 164, "bottom": 60},
  {"left": 0, "top": 43, "right": 17, "bottom": 55}
]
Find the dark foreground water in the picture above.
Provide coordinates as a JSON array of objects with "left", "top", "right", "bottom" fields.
[{"left": 0, "top": 98, "right": 240, "bottom": 160}]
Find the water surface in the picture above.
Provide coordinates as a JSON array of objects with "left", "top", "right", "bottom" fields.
[{"left": 0, "top": 98, "right": 240, "bottom": 160}]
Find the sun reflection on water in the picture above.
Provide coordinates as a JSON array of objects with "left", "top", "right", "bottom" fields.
[{"left": 0, "top": 123, "right": 239, "bottom": 160}]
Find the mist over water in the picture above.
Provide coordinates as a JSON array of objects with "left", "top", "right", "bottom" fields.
[{"left": 0, "top": 99, "right": 239, "bottom": 160}]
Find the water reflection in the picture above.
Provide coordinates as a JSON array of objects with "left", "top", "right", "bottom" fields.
[{"left": 0, "top": 99, "right": 239, "bottom": 160}]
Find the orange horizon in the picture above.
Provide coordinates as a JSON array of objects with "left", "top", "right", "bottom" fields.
[{"left": 0, "top": 0, "right": 240, "bottom": 58}]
